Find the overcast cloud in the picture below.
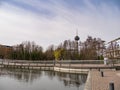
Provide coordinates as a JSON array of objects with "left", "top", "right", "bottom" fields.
[{"left": 0, "top": 0, "right": 120, "bottom": 49}]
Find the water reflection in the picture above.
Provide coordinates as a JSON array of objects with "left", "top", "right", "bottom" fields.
[
  {"left": 0, "top": 68, "right": 42, "bottom": 83},
  {"left": 44, "top": 71, "right": 87, "bottom": 87},
  {"left": 0, "top": 68, "right": 87, "bottom": 90}
]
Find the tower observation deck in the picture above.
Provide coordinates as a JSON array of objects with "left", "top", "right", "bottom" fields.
[{"left": 74, "top": 30, "right": 80, "bottom": 53}]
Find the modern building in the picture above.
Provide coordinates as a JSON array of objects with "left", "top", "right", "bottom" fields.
[
  {"left": 105, "top": 37, "right": 120, "bottom": 59},
  {"left": 0, "top": 44, "right": 12, "bottom": 59}
]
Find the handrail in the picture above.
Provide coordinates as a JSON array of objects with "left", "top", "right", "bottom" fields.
[
  {"left": 0, "top": 59, "right": 120, "bottom": 69},
  {"left": 0, "top": 59, "right": 120, "bottom": 64}
]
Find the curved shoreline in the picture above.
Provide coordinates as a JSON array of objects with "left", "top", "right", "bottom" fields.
[{"left": 54, "top": 67, "right": 89, "bottom": 74}]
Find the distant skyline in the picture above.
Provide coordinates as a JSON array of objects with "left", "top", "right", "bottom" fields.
[{"left": 0, "top": 0, "right": 120, "bottom": 49}]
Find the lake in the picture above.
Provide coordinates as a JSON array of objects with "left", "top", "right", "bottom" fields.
[{"left": 0, "top": 68, "right": 87, "bottom": 90}]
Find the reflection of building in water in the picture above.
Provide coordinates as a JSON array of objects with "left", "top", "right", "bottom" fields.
[{"left": 105, "top": 37, "right": 120, "bottom": 59}]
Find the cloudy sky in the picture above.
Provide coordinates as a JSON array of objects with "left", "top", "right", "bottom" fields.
[{"left": 0, "top": 0, "right": 120, "bottom": 49}]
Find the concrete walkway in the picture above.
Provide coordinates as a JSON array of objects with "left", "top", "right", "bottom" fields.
[{"left": 90, "top": 70, "right": 120, "bottom": 90}]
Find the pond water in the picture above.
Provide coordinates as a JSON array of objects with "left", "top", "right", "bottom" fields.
[{"left": 0, "top": 68, "right": 87, "bottom": 90}]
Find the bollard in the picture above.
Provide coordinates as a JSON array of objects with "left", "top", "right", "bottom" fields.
[
  {"left": 101, "top": 71, "right": 104, "bottom": 77},
  {"left": 109, "top": 82, "right": 114, "bottom": 90}
]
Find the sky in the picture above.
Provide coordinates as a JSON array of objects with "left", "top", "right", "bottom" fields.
[{"left": 0, "top": 0, "right": 120, "bottom": 49}]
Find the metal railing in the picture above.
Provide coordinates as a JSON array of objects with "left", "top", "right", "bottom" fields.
[{"left": 0, "top": 59, "right": 120, "bottom": 69}]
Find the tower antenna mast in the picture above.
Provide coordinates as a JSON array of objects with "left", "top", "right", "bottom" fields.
[{"left": 76, "top": 29, "right": 78, "bottom": 36}]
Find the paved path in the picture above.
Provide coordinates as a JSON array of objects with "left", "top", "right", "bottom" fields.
[{"left": 91, "top": 70, "right": 120, "bottom": 90}]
